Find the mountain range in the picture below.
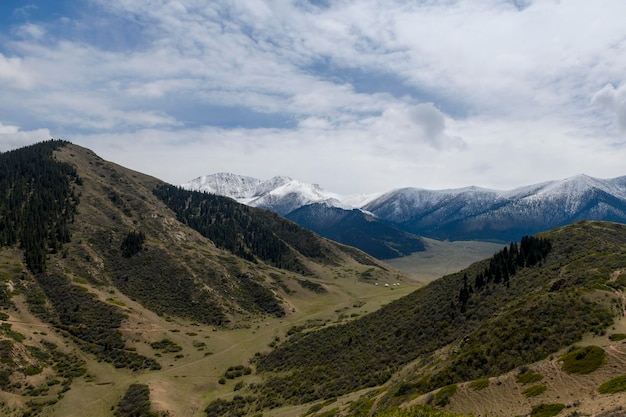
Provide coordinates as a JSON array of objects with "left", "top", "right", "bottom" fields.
[
  {"left": 2, "top": 141, "right": 626, "bottom": 417},
  {"left": 183, "top": 172, "right": 626, "bottom": 249}
]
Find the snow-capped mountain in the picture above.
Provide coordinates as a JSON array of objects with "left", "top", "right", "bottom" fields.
[
  {"left": 181, "top": 173, "right": 425, "bottom": 258},
  {"left": 363, "top": 174, "right": 626, "bottom": 241},
  {"left": 183, "top": 172, "right": 626, "bottom": 250},
  {"left": 182, "top": 173, "right": 347, "bottom": 215},
  {"left": 181, "top": 173, "right": 292, "bottom": 203}
]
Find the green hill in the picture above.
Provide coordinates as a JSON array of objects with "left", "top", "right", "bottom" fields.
[
  {"left": 208, "top": 221, "right": 626, "bottom": 415},
  {"left": 2, "top": 141, "right": 626, "bottom": 417},
  {"left": 0, "top": 141, "right": 407, "bottom": 417}
]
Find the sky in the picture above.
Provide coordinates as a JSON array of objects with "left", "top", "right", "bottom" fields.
[{"left": 1, "top": 0, "right": 626, "bottom": 194}]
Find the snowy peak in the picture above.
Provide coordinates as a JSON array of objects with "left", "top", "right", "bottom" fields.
[
  {"left": 181, "top": 173, "right": 351, "bottom": 215},
  {"left": 181, "top": 173, "right": 292, "bottom": 200},
  {"left": 183, "top": 172, "right": 626, "bottom": 242},
  {"left": 361, "top": 174, "right": 626, "bottom": 241}
]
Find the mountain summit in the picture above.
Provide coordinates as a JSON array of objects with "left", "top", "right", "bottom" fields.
[{"left": 182, "top": 173, "right": 344, "bottom": 214}]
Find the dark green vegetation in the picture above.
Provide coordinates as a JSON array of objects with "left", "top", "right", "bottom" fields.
[
  {"left": 202, "top": 222, "right": 625, "bottom": 412},
  {"left": 150, "top": 339, "right": 182, "bottom": 353},
  {"left": 598, "top": 375, "right": 626, "bottom": 394},
  {"left": 516, "top": 369, "right": 544, "bottom": 384},
  {"left": 0, "top": 140, "right": 79, "bottom": 273},
  {"left": 468, "top": 379, "right": 489, "bottom": 390},
  {"left": 433, "top": 384, "right": 457, "bottom": 407},
  {"left": 609, "top": 333, "right": 626, "bottom": 341},
  {"left": 224, "top": 365, "right": 252, "bottom": 380},
  {"left": 153, "top": 184, "right": 340, "bottom": 274},
  {"left": 523, "top": 384, "right": 547, "bottom": 397},
  {"left": 560, "top": 345, "right": 606, "bottom": 374},
  {"left": 115, "top": 383, "right": 156, "bottom": 417},
  {"left": 459, "top": 236, "right": 551, "bottom": 311},
  {"left": 121, "top": 230, "right": 145, "bottom": 258},
  {"left": 296, "top": 278, "right": 327, "bottom": 293},
  {"left": 529, "top": 403, "right": 565, "bottom": 417},
  {"left": 375, "top": 405, "right": 469, "bottom": 417},
  {"left": 30, "top": 273, "right": 160, "bottom": 370}
]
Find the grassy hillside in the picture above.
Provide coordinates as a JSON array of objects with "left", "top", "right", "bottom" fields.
[
  {"left": 206, "top": 221, "right": 626, "bottom": 415},
  {"left": 3, "top": 141, "right": 626, "bottom": 417},
  {"left": 0, "top": 141, "right": 413, "bottom": 417}
]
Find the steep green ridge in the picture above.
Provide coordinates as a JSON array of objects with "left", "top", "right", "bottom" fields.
[
  {"left": 233, "top": 222, "right": 624, "bottom": 409},
  {"left": 0, "top": 140, "right": 79, "bottom": 272},
  {"left": 153, "top": 184, "right": 341, "bottom": 274},
  {"left": 55, "top": 143, "right": 364, "bottom": 325},
  {"left": 0, "top": 141, "right": 158, "bottom": 372}
]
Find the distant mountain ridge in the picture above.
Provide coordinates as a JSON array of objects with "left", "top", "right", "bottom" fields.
[
  {"left": 365, "top": 174, "right": 626, "bottom": 241},
  {"left": 182, "top": 173, "right": 424, "bottom": 258},
  {"left": 182, "top": 173, "right": 345, "bottom": 214},
  {"left": 183, "top": 172, "right": 626, "bottom": 243}
]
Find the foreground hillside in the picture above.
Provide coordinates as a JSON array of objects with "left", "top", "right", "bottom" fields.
[
  {"left": 209, "top": 221, "right": 626, "bottom": 417},
  {"left": 0, "top": 141, "right": 413, "bottom": 417}
]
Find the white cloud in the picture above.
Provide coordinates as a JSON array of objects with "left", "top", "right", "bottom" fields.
[
  {"left": 0, "top": 123, "right": 51, "bottom": 152},
  {"left": 592, "top": 83, "right": 626, "bottom": 133},
  {"left": 15, "top": 23, "right": 45, "bottom": 40},
  {"left": 0, "top": 53, "right": 34, "bottom": 89},
  {"left": 2, "top": 0, "right": 626, "bottom": 193}
]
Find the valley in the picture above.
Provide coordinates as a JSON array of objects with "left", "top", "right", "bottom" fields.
[
  {"left": 384, "top": 238, "right": 503, "bottom": 282},
  {"left": 1, "top": 142, "right": 626, "bottom": 417}
]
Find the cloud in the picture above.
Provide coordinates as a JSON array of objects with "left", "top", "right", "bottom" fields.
[
  {"left": 2, "top": 0, "right": 626, "bottom": 193},
  {"left": 15, "top": 23, "right": 46, "bottom": 40},
  {"left": 0, "top": 123, "right": 51, "bottom": 152},
  {"left": 0, "top": 53, "right": 34, "bottom": 89},
  {"left": 13, "top": 5, "right": 37, "bottom": 19},
  {"left": 592, "top": 83, "right": 626, "bottom": 133},
  {"left": 374, "top": 103, "right": 465, "bottom": 150}
]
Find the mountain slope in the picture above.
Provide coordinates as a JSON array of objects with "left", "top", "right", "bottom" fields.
[
  {"left": 207, "top": 221, "right": 626, "bottom": 416},
  {"left": 285, "top": 203, "right": 425, "bottom": 259},
  {"left": 0, "top": 141, "right": 410, "bottom": 417}
]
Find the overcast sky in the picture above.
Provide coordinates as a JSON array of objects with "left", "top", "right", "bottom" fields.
[{"left": 1, "top": 0, "right": 626, "bottom": 194}]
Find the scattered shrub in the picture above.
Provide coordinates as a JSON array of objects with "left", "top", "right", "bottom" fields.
[
  {"left": 560, "top": 346, "right": 606, "bottom": 374},
  {"left": 598, "top": 375, "right": 626, "bottom": 394},
  {"left": 114, "top": 383, "right": 153, "bottom": 417},
  {"left": 376, "top": 405, "right": 468, "bottom": 417},
  {"left": 516, "top": 371, "right": 544, "bottom": 384},
  {"left": 523, "top": 384, "right": 547, "bottom": 397},
  {"left": 468, "top": 379, "right": 489, "bottom": 390},
  {"left": 150, "top": 339, "right": 182, "bottom": 353},
  {"left": 530, "top": 403, "right": 565, "bottom": 417},
  {"left": 434, "top": 384, "right": 457, "bottom": 407}
]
